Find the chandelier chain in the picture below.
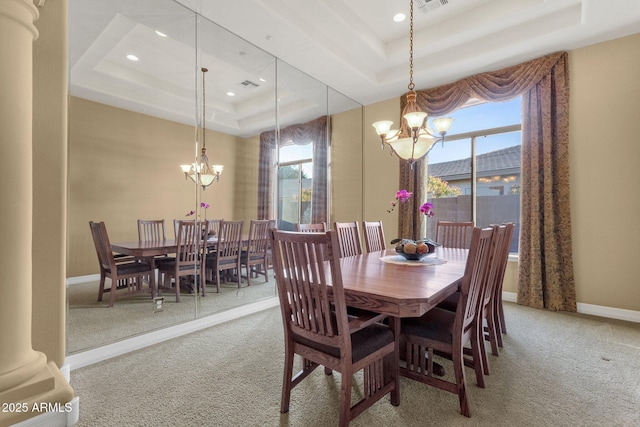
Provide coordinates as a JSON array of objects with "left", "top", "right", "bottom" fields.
[
  {"left": 408, "top": 0, "right": 415, "bottom": 91},
  {"left": 201, "top": 67, "right": 208, "bottom": 149}
]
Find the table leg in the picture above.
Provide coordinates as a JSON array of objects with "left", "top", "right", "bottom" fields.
[
  {"left": 390, "top": 316, "right": 400, "bottom": 406},
  {"left": 148, "top": 257, "right": 157, "bottom": 298}
]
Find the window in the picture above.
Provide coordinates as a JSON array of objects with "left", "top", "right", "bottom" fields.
[
  {"left": 278, "top": 143, "right": 313, "bottom": 227},
  {"left": 427, "top": 97, "right": 521, "bottom": 253}
]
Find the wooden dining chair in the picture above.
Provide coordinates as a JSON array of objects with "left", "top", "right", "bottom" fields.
[
  {"left": 334, "top": 221, "right": 363, "bottom": 258},
  {"left": 399, "top": 226, "right": 495, "bottom": 417},
  {"left": 362, "top": 220, "right": 386, "bottom": 252},
  {"left": 435, "top": 220, "right": 475, "bottom": 249},
  {"left": 205, "top": 220, "right": 244, "bottom": 292},
  {"left": 89, "top": 221, "right": 153, "bottom": 307},
  {"left": 294, "top": 222, "right": 327, "bottom": 232},
  {"left": 270, "top": 229, "right": 398, "bottom": 427},
  {"left": 206, "top": 219, "right": 222, "bottom": 237},
  {"left": 491, "top": 222, "right": 516, "bottom": 345},
  {"left": 137, "top": 219, "right": 166, "bottom": 241},
  {"left": 240, "top": 219, "right": 270, "bottom": 285},
  {"left": 157, "top": 220, "right": 206, "bottom": 302}
]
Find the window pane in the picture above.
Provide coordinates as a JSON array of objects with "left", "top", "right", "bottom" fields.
[
  {"left": 426, "top": 139, "right": 472, "bottom": 240},
  {"left": 278, "top": 164, "right": 300, "bottom": 225},
  {"left": 427, "top": 98, "right": 521, "bottom": 253},
  {"left": 475, "top": 133, "right": 521, "bottom": 253}
]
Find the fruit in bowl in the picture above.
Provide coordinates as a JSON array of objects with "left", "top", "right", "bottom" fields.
[{"left": 391, "top": 238, "right": 437, "bottom": 260}]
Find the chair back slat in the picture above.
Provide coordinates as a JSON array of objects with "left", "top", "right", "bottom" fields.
[
  {"left": 246, "top": 220, "right": 270, "bottom": 256},
  {"left": 217, "top": 220, "right": 244, "bottom": 259},
  {"left": 175, "top": 220, "right": 203, "bottom": 265},
  {"left": 334, "top": 221, "right": 363, "bottom": 258},
  {"left": 435, "top": 221, "right": 474, "bottom": 249},
  {"left": 458, "top": 227, "right": 495, "bottom": 333},
  {"left": 206, "top": 219, "right": 222, "bottom": 237},
  {"left": 482, "top": 225, "right": 509, "bottom": 310},
  {"left": 271, "top": 229, "right": 347, "bottom": 346},
  {"left": 89, "top": 221, "right": 116, "bottom": 271},
  {"left": 137, "top": 219, "right": 166, "bottom": 241},
  {"left": 363, "top": 220, "right": 386, "bottom": 252}
]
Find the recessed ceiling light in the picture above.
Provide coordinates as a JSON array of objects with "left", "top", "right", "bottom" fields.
[
  {"left": 226, "top": 92, "right": 235, "bottom": 97},
  {"left": 155, "top": 30, "right": 167, "bottom": 37},
  {"left": 393, "top": 13, "right": 406, "bottom": 23},
  {"left": 126, "top": 54, "right": 139, "bottom": 61},
  {"left": 259, "top": 77, "right": 266, "bottom": 82}
]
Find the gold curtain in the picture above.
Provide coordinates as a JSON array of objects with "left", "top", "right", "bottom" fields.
[{"left": 406, "top": 51, "right": 576, "bottom": 311}]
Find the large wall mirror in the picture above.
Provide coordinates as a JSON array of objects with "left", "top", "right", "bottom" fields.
[{"left": 67, "top": 0, "right": 363, "bottom": 354}]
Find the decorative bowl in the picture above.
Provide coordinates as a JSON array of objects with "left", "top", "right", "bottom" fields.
[
  {"left": 393, "top": 239, "right": 437, "bottom": 261},
  {"left": 395, "top": 250, "right": 429, "bottom": 261}
]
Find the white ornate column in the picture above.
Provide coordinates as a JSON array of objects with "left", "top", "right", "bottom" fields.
[{"left": 0, "top": 1, "right": 74, "bottom": 425}]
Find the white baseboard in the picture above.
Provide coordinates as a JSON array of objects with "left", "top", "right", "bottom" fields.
[
  {"left": 65, "top": 297, "right": 280, "bottom": 370},
  {"left": 66, "top": 274, "right": 99, "bottom": 286},
  {"left": 502, "top": 291, "right": 640, "bottom": 323}
]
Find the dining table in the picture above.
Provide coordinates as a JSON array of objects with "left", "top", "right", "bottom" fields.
[{"left": 334, "top": 246, "right": 469, "bottom": 405}]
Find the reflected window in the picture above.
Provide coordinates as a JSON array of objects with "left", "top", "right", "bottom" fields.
[
  {"left": 278, "top": 143, "right": 313, "bottom": 226},
  {"left": 427, "top": 97, "right": 521, "bottom": 253}
]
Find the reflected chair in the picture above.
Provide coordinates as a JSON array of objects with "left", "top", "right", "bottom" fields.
[
  {"left": 294, "top": 222, "right": 327, "bottom": 232},
  {"left": 362, "top": 220, "right": 386, "bottom": 252},
  {"left": 334, "top": 221, "right": 363, "bottom": 258},
  {"left": 157, "top": 220, "right": 206, "bottom": 302},
  {"left": 89, "top": 221, "right": 153, "bottom": 307},
  {"left": 435, "top": 221, "right": 475, "bottom": 249},
  {"left": 137, "top": 219, "right": 167, "bottom": 241},
  {"left": 400, "top": 227, "right": 495, "bottom": 417},
  {"left": 270, "top": 229, "right": 398, "bottom": 426},
  {"left": 206, "top": 219, "right": 222, "bottom": 237},
  {"left": 205, "top": 220, "right": 244, "bottom": 292},
  {"left": 241, "top": 219, "right": 270, "bottom": 286}
]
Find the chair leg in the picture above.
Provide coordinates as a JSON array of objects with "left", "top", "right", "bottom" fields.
[
  {"left": 452, "top": 346, "right": 471, "bottom": 417},
  {"left": 97, "top": 273, "right": 106, "bottom": 302},
  {"left": 338, "top": 370, "right": 353, "bottom": 427},
  {"left": 280, "top": 349, "right": 295, "bottom": 413},
  {"left": 108, "top": 278, "right": 117, "bottom": 307},
  {"left": 485, "top": 306, "right": 500, "bottom": 356},
  {"left": 498, "top": 298, "right": 507, "bottom": 334},
  {"left": 470, "top": 328, "right": 486, "bottom": 388}
]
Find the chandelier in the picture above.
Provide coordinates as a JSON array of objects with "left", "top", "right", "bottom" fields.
[
  {"left": 180, "top": 67, "right": 223, "bottom": 190},
  {"left": 372, "top": 0, "right": 454, "bottom": 164}
]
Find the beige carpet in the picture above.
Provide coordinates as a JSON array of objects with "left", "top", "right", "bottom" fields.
[
  {"left": 67, "top": 277, "right": 277, "bottom": 353},
  {"left": 70, "top": 302, "right": 640, "bottom": 426}
]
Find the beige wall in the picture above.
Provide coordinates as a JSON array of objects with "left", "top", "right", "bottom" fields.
[
  {"left": 67, "top": 97, "right": 241, "bottom": 277},
  {"left": 362, "top": 98, "right": 401, "bottom": 236},
  {"left": 330, "top": 108, "right": 365, "bottom": 224},
  {"left": 568, "top": 33, "right": 640, "bottom": 311}
]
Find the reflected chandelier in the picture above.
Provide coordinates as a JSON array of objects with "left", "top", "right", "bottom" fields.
[
  {"left": 180, "top": 67, "right": 223, "bottom": 190},
  {"left": 372, "top": 0, "right": 453, "bottom": 164}
]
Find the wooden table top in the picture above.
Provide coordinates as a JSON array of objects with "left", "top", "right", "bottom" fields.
[
  {"left": 111, "top": 239, "right": 178, "bottom": 258},
  {"left": 337, "top": 248, "right": 468, "bottom": 318}
]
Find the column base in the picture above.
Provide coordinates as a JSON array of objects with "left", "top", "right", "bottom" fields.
[{"left": 0, "top": 360, "right": 74, "bottom": 427}]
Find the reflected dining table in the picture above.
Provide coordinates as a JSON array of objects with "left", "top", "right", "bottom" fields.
[
  {"left": 110, "top": 239, "right": 178, "bottom": 297},
  {"left": 334, "top": 247, "right": 469, "bottom": 405},
  {"left": 110, "top": 236, "right": 251, "bottom": 296}
]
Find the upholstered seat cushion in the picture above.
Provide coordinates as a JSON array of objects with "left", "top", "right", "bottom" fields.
[
  {"left": 293, "top": 322, "right": 394, "bottom": 363},
  {"left": 113, "top": 262, "right": 154, "bottom": 275},
  {"left": 401, "top": 307, "right": 455, "bottom": 344}
]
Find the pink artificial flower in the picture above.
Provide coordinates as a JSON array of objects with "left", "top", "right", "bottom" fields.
[
  {"left": 395, "top": 189, "right": 413, "bottom": 203},
  {"left": 420, "top": 202, "right": 434, "bottom": 217},
  {"left": 200, "top": 202, "right": 209, "bottom": 209},
  {"left": 185, "top": 210, "right": 195, "bottom": 217}
]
